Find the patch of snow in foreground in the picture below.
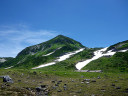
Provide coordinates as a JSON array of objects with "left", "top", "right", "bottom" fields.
[
  {"left": 75, "top": 48, "right": 128, "bottom": 70},
  {"left": 32, "top": 48, "right": 85, "bottom": 69},
  {"left": 4, "top": 66, "right": 13, "bottom": 69}
]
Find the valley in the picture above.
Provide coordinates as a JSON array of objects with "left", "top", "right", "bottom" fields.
[{"left": 0, "top": 35, "right": 128, "bottom": 96}]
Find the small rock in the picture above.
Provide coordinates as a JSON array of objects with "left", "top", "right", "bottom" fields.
[
  {"left": 84, "top": 79, "right": 90, "bottom": 81},
  {"left": 76, "top": 91, "right": 81, "bottom": 93},
  {"left": 41, "top": 85, "right": 46, "bottom": 88},
  {"left": 97, "top": 76, "right": 101, "bottom": 79},
  {"left": 3, "top": 76, "right": 13, "bottom": 83},
  {"left": 42, "top": 88, "right": 47, "bottom": 91},
  {"left": 6, "top": 84, "right": 10, "bottom": 86},
  {"left": 18, "top": 80, "right": 21, "bottom": 82},
  {"left": 91, "top": 80, "right": 96, "bottom": 82},
  {"left": 111, "top": 84, "right": 115, "bottom": 86},
  {"left": 101, "top": 89, "right": 106, "bottom": 91},
  {"left": 51, "top": 80, "right": 55, "bottom": 83},
  {"left": 125, "top": 88, "right": 128, "bottom": 90},
  {"left": 52, "top": 86, "right": 57, "bottom": 89},
  {"left": 64, "top": 84, "right": 67, "bottom": 86},
  {"left": 58, "top": 80, "right": 62, "bottom": 82},
  {"left": 44, "top": 91, "right": 49, "bottom": 95},
  {"left": 55, "top": 84, "right": 59, "bottom": 87},
  {"left": 63, "top": 85, "right": 67, "bottom": 88},
  {"left": 26, "top": 87, "right": 31, "bottom": 91},
  {"left": 116, "top": 87, "right": 121, "bottom": 89},
  {"left": 33, "top": 71, "right": 37, "bottom": 75},
  {"left": 36, "top": 87, "right": 41, "bottom": 92},
  {"left": 86, "top": 82, "right": 90, "bottom": 84},
  {"left": 57, "top": 90, "right": 62, "bottom": 92}
]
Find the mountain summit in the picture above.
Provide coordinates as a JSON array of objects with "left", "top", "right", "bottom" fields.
[
  {"left": 16, "top": 35, "right": 84, "bottom": 57},
  {"left": 1, "top": 35, "right": 85, "bottom": 69}
]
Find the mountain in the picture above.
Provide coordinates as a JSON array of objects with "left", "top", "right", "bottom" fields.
[
  {"left": 16, "top": 35, "right": 85, "bottom": 57},
  {"left": 0, "top": 35, "right": 86, "bottom": 69},
  {"left": 0, "top": 57, "right": 13, "bottom": 63},
  {"left": 107, "top": 40, "right": 128, "bottom": 52},
  {"left": 1, "top": 35, "right": 128, "bottom": 72},
  {"left": 82, "top": 40, "right": 128, "bottom": 72}
]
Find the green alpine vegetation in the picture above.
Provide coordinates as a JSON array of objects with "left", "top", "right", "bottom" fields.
[
  {"left": 82, "top": 51, "right": 128, "bottom": 72},
  {"left": 107, "top": 40, "right": 128, "bottom": 51},
  {"left": 0, "top": 35, "right": 86, "bottom": 69},
  {"left": 37, "top": 48, "right": 99, "bottom": 71},
  {"left": 0, "top": 35, "right": 128, "bottom": 96},
  {"left": 0, "top": 57, "right": 13, "bottom": 64},
  {"left": 0, "top": 35, "right": 128, "bottom": 73},
  {"left": 83, "top": 40, "right": 128, "bottom": 73}
]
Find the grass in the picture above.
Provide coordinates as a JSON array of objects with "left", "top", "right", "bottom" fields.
[
  {"left": 106, "top": 40, "right": 128, "bottom": 51},
  {"left": 0, "top": 69, "right": 128, "bottom": 96},
  {"left": 82, "top": 51, "right": 128, "bottom": 73},
  {"left": 35, "top": 48, "right": 98, "bottom": 71}
]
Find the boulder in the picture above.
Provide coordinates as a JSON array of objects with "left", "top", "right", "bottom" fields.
[
  {"left": 2, "top": 76, "right": 13, "bottom": 83},
  {"left": 36, "top": 87, "right": 41, "bottom": 92}
]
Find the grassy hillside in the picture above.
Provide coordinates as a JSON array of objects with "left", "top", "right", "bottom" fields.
[
  {"left": 82, "top": 51, "right": 128, "bottom": 72},
  {"left": 0, "top": 35, "right": 85, "bottom": 69},
  {"left": 16, "top": 35, "right": 85, "bottom": 57},
  {"left": 107, "top": 40, "right": 128, "bottom": 51},
  {"left": 37, "top": 48, "right": 99, "bottom": 71}
]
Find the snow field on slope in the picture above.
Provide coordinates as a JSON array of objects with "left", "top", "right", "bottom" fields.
[
  {"left": 75, "top": 48, "right": 128, "bottom": 70},
  {"left": 32, "top": 48, "right": 85, "bottom": 69},
  {"left": 42, "top": 47, "right": 62, "bottom": 56},
  {"left": 4, "top": 66, "right": 13, "bottom": 69}
]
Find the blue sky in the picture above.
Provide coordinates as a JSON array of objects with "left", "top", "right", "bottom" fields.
[{"left": 0, "top": 0, "right": 128, "bottom": 57}]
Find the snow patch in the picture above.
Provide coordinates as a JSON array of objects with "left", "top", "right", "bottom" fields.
[
  {"left": 5, "top": 66, "right": 13, "bottom": 69},
  {"left": 57, "top": 48, "right": 84, "bottom": 62},
  {"left": 42, "top": 51, "right": 55, "bottom": 56},
  {"left": 42, "top": 47, "right": 62, "bottom": 56},
  {"left": 75, "top": 48, "right": 128, "bottom": 70},
  {"left": 118, "top": 49, "right": 128, "bottom": 52},
  {"left": 32, "top": 48, "right": 84, "bottom": 69},
  {"left": 32, "top": 62, "right": 55, "bottom": 69},
  {"left": 0, "top": 58, "right": 6, "bottom": 63}
]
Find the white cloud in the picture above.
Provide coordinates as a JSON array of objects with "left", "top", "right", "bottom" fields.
[{"left": 0, "top": 24, "right": 59, "bottom": 57}]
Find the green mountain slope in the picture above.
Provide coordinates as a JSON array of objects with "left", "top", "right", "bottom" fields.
[
  {"left": 83, "top": 40, "right": 128, "bottom": 72},
  {"left": 107, "top": 40, "right": 128, "bottom": 51},
  {"left": 82, "top": 51, "right": 128, "bottom": 72},
  {"left": 36, "top": 48, "right": 99, "bottom": 71},
  {"left": 0, "top": 57, "right": 13, "bottom": 63},
  {"left": 0, "top": 35, "right": 85, "bottom": 68},
  {"left": 16, "top": 35, "right": 85, "bottom": 57}
]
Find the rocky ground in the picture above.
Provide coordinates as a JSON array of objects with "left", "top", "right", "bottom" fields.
[{"left": 0, "top": 69, "right": 128, "bottom": 96}]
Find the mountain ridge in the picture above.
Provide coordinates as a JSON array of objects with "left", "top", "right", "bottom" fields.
[
  {"left": 0, "top": 35, "right": 86, "bottom": 69},
  {"left": 16, "top": 35, "right": 85, "bottom": 57},
  {"left": 0, "top": 35, "right": 128, "bottom": 72}
]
